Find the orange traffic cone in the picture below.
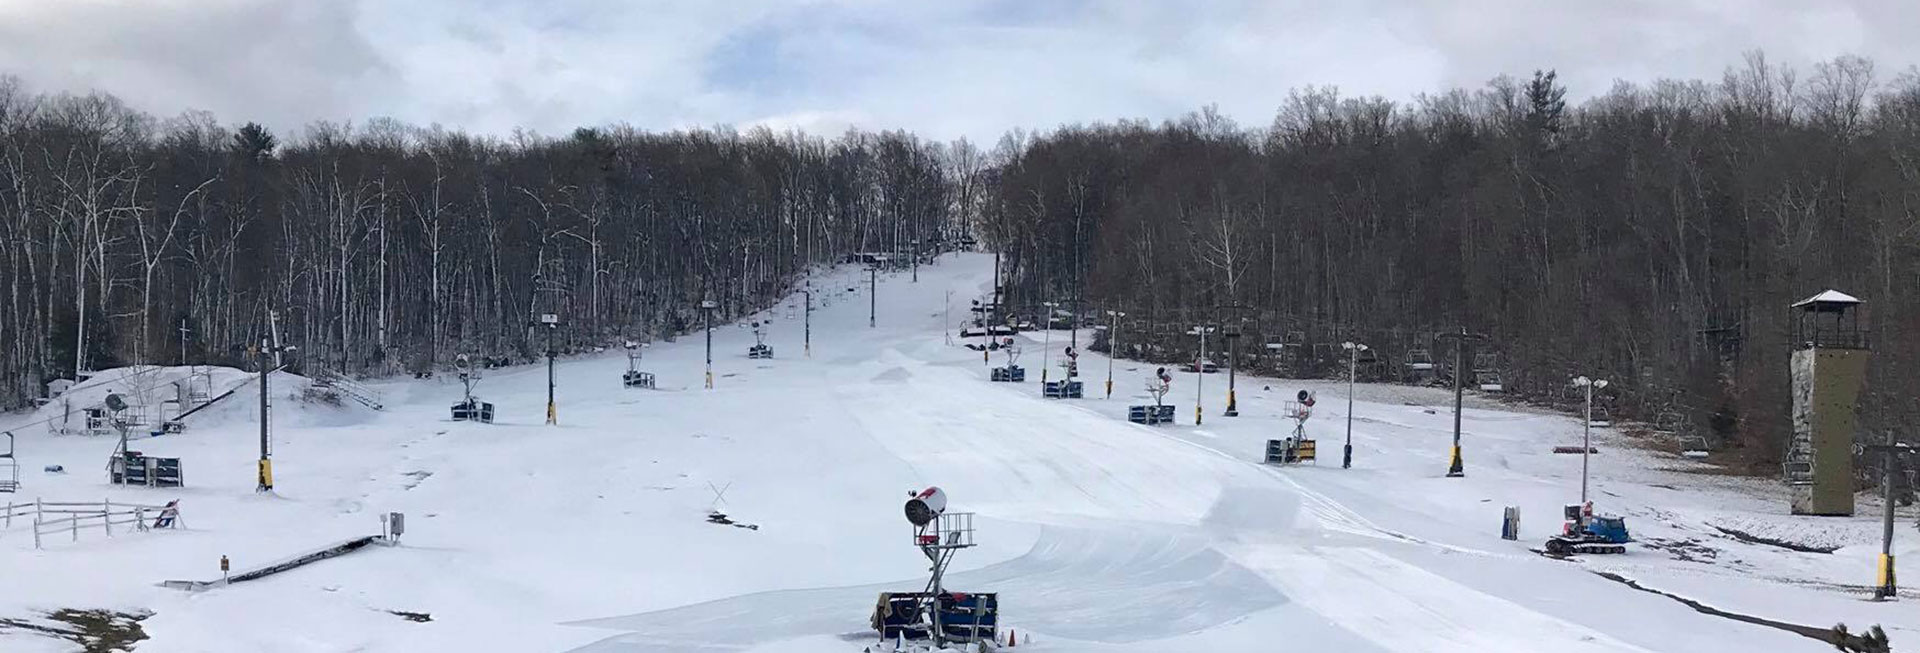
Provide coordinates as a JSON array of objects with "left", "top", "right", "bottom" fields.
[{"left": 1007, "top": 629, "right": 1017, "bottom": 647}]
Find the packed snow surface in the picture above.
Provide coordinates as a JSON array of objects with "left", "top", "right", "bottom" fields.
[{"left": 1, "top": 253, "right": 1912, "bottom": 652}]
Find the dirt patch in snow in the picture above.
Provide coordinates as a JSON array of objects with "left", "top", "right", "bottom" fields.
[
  {"left": 1711, "top": 525, "right": 1841, "bottom": 554},
  {"left": 0, "top": 608, "right": 151, "bottom": 652},
  {"left": 1705, "top": 515, "right": 1874, "bottom": 553}
]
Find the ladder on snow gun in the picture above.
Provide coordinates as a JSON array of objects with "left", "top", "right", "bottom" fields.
[{"left": 0, "top": 432, "right": 17, "bottom": 493}]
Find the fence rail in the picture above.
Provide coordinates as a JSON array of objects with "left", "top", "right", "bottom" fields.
[{"left": 1, "top": 498, "right": 177, "bottom": 549}]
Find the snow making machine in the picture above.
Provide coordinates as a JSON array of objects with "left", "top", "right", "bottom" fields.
[
  {"left": 621, "top": 341, "right": 655, "bottom": 389},
  {"left": 872, "top": 487, "right": 999, "bottom": 648},
  {"left": 1129, "top": 369, "right": 1177, "bottom": 425},
  {"left": 448, "top": 354, "right": 496, "bottom": 423},
  {"left": 747, "top": 322, "right": 774, "bottom": 359},
  {"left": 0, "top": 431, "right": 17, "bottom": 493},
  {"left": 989, "top": 337, "right": 1026, "bottom": 382},
  {"left": 1544, "top": 502, "right": 1631, "bottom": 555},
  {"left": 1264, "top": 391, "right": 1319, "bottom": 464},
  {"left": 1043, "top": 345, "right": 1085, "bottom": 398}
]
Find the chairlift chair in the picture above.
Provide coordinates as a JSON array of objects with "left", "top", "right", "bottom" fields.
[
  {"left": 1679, "top": 432, "right": 1711, "bottom": 459},
  {"left": 1405, "top": 348, "right": 1435, "bottom": 371},
  {"left": 1589, "top": 406, "right": 1613, "bottom": 428}
]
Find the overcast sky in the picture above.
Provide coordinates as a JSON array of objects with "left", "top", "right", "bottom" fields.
[{"left": 1, "top": 0, "right": 1915, "bottom": 142}]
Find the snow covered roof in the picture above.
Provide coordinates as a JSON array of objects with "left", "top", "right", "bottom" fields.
[{"left": 1792, "top": 289, "right": 1862, "bottom": 308}]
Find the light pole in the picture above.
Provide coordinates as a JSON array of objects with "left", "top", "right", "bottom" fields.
[
  {"left": 911, "top": 239, "right": 920, "bottom": 283},
  {"left": 1437, "top": 328, "right": 1487, "bottom": 477},
  {"left": 538, "top": 313, "right": 560, "bottom": 425},
  {"left": 1187, "top": 325, "right": 1215, "bottom": 425},
  {"left": 1342, "top": 341, "right": 1368, "bottom": 469},
  {"left": 1104, "top": 310, "right": 1125, "bottom": 399},
  {"left": 868, "top": 260, "right": 880, "bottom": 328},
  {"left": 1223, "top": 324, "right": 1241, "bottom": 417},
  {"left": 1041, "top": 301, "right": 1059, "bottom": 387},
  {"left": 803, "top": 281, "right": 812, "bottom": 358},
  {"left": 1573, "top": 376, "right": 1609, "bottom": 504},
  {"left": 701, "top": 299, "right": 717, "bottom": 389}
]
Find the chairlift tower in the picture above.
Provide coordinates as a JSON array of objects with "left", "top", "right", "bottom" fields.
[
  {"left": 177, "top": 318, "right": 192, "bottom": 366},
  {"left": 867, "top": 259, "right": 885, "bottom": 328},
  {"left": 1104, "top": 310, "right": 1126, "bottom": 399},
  {"left": 1218, "top": 305, "right": 1249, "bottom": 417},
  {"left": 250, "top": 337, "right": 296, "bottom": 492},
  {"left": 1436, "top": 328, "right": 1486, "bottom": 478},
  {"left": 701, "top": 299, "right": 718, "bottom": 389}
]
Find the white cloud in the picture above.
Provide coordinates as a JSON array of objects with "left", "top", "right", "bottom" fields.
[{"left": 0, "top": 0, "right": 1913, "bottom": 143}]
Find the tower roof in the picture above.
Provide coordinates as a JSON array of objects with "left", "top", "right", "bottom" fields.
[{"left": 1792, "top": 289, "right": 1861, "bottom": 309}]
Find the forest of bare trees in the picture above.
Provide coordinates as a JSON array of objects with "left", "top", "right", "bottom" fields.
[
  {"left": 0, "top": 75, "right": 956, "bottom": 411},
  {"left": 3, "top": 52, "right": 1916, "bottom": 471},
  {"left": 982, "top": 54, "right": 1920, "bottom": 469}
]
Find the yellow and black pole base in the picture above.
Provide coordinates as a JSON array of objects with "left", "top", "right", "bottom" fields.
[
  {"left": 1446, "top": 445, "right": 1465, "bottom": 477},
  {"left": 1876, "top": 554, "right": 1897, "bottom": 600},
  {"left": 546, "top": 401, "right": 557, "bottom": 426},
  {"left": 1195, "top": 405, "right": 1203, "bottom": 426},
  {"left": 705, "top": 371, "right": 714, "bottom": 389},
  {"left": 257, "top": 458, "right": 273, "bottom": 492},
  {"left": 1105, "top": 378, "right": 1113, "bottom": 398},
  {"left": 1224, "top": 390, "right": 1238, "bottom": 417}
]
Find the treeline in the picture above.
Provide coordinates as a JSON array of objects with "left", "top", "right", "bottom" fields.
[
  {"left": 982, "top": 54, "right": 1920, "bottom": 466},
  {"left": 0, "top": 76, "right": 956, "bottom": 409}
]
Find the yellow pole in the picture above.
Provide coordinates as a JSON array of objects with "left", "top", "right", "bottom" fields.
[{"left": 1878, "top": 553, "right": 1895, "bottom": 596}]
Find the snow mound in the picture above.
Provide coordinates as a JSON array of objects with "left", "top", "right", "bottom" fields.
[{"left": 1704, "top": 514, "right": 1878, "bottom": 553}]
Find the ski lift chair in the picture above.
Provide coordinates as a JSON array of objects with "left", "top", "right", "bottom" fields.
[
  {"left": 1679, "top": 433, "right": 1711, "bottom": 459},
  {"left": 1589, "top": 406, "right": 1614, "bottom": 428}
]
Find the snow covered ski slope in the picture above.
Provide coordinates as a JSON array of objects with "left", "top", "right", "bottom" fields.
[{"left": 0, "top": 253, "right": 1909, "bottom": 652}]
